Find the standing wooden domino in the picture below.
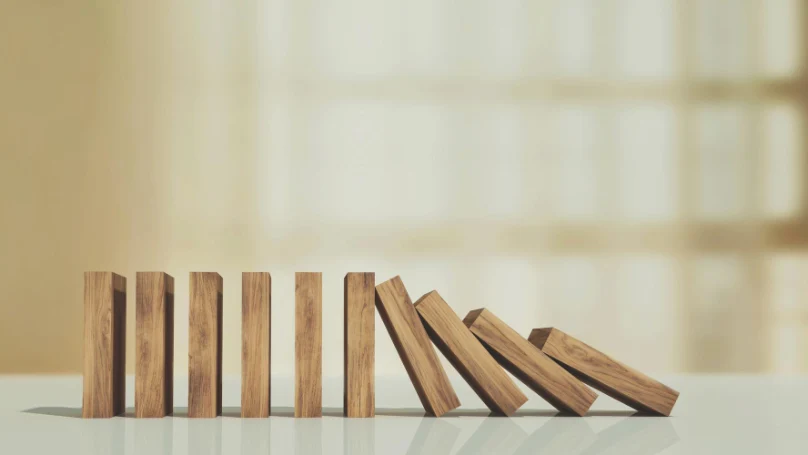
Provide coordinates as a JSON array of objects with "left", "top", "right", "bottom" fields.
[
  {"left": 188, "top": 272, "right": 223, "bottom": 418},
  {"left": 414, "top": 291, "right": 527, "bottom": 416},
  {"left": 242, "top": 272, "right": 271, "bottom": 418},
  {"left": 344, "top": 272, "right": 375, "bottom": 417},
  {"left": 375, "top": 276, "right": 460, "bottom": 417},
  {"left": 295, "top": 272, "right": 322, "bottom": 418},
  {"left": 463, "top": 309, "right": 597, "bottom": 416},
  {"left": 135, "top": 272, "right": 174, "bottom": 418},
  {"left": 528, "top": 327, "right": 679, "bottom": 416},
  {"left": 83, "top": 272, "right": 127, "bottom": 418}
]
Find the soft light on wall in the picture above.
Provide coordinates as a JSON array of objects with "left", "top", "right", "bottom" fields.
[{"left": 0, "top": 0, "right": 806, "bottom": 376}]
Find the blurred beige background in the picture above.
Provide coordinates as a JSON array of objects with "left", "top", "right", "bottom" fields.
[{"left": 1, "top": 0, "right": 806, "bottom": 376}]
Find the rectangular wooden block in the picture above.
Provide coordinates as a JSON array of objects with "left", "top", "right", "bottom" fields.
[
  {"left": 242, "top": 272, "right": 271, "bottom": 418},
  {"left": 295, "top": 272, "right": 322, "bottom": 418},
  {"left": 344, "top": 272, "right": 375, "bottom": 417},
  {"left": 415, "top": 291, "right": 527, "bottom": 415},
  {"left": 529, "top": 327, "right": 679, "bottom": 416},
  {"left": 463, "top": 309, "right": 597, "bottom": 416},
  {"left": 83, "top": 272, "right": 127, "bottom": 418},
  {"left": 135, "top": 272, "right": 174, "bottom": 418},
  {"left": 188, "top": 272, "right": 223, "bottom": 418},
  {"left": 375, "top": 276, "right": 460, "bottom": 417}
]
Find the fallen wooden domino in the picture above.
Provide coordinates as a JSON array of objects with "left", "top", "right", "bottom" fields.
[
  {"left": 414, "top": 291, "right": 527, "bottom": 416},
  {"left": 375, "top": 276, "right": 460, "bottom": 417},
  {"left": 528, "top": 327, "right": 679, "bottom": 416},
  {"left": 463, "top": 309, "right": 597, "bottom": 416}
]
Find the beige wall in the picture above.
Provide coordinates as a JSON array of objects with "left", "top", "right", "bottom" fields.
[
  {"left": 1, "top": 1, "right": 265, "bottom": 374},
  {"left": 1, "top": 2, "right": 131, "bottom": 372},
  {"left": 1, "top": 0, "right": 807, "bottom": 376}
]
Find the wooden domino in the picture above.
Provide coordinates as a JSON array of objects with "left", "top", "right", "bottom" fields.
[
  {"left": 463, "top": 309, "right": 597, "bottom": 416},
  {"left": 135, "top": 272, "right": 174, "bottom": 418},
  {"left": 344, "top": 272, "right": 375, "bottom": 417},
  {"left": 529, "top": 327, "right": 679, "bottom": 416},
  {"left": 188, "top": 272, "right": 223, "bottom": 418},
  {"left": 295, "top": 272, "right": 323, "bottom": 418},
  {"left": 242, "top": 272, "right": 271, "bottom": 418},
  {"left": 414, "top": 291, "right": 527, "bottom": 415},
  {"left": 375, "top": 276, "right": 460, "bottom": 417},
  {"left": 80, "top": 271, "right": 679, "bottom": 420},
  {"left": 83, "top": 272, "right": 127, "bottom": 418}
]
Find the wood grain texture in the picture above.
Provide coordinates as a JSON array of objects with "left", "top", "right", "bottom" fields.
[
  {"left": 375, "top": 276, "right": 460, "bottom": 417},
  {"left": 529, "top": 327, "right": 679, "bottom": 416},
  {"left": 295, "top": 272, "right": 322, "bottom": 418},
  {"left": 135, "top": 272, "right": 174, "bottom": 418},
  {"left": 188, "top": 272, "right": 223, "bottom": 418},
  {"left": 414, "top": 291, "right": 527, "bottom": 415},
  {"left": 242, "top": 272, "right": 271, "bottom": 418},
  {"left": 83, "top": 272, "right": 127, "bottom": 418},
  {"left": 463, "top": 309, "right": 597, "bottom": 416},
  {"left": 344, "top": 272, "right": 375, "bottom": 417}
]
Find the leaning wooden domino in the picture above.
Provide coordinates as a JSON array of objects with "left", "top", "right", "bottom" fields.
[
  {"left": 463, "top": 309, "right": 597, "bottom": 416},
  {"left": 415, "top": 291, "right": 527, "bottom": 415},
  {"left": 529, "top": 327, "right": 679, "bottom": 416},
  {"left": 375, "top": 276, "right": 460, "bottom": 417}
]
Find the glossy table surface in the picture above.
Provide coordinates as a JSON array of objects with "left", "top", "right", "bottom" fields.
[{"left": 0, "top": 375, "right": 805, "bottom": 454}]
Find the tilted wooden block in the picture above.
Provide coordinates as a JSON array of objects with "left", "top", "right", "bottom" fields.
[
  {"left": 83, "top": 272, "right": 127, "bottom": 418},
  {"left": 463, "top": 309, "right": 597, "bottom": 416},
  {"left": 529, "top": 327, "right": 679, "bottom": 416},
  {"left": 242, "top": 272, "right": 271, "bottom": 418},
  {"left": 135, "top": 272, "right": 174, "bottom": 418},
  {"left": 344, "top": 272, "right": 375, "bottom": 418},
  {"left": 375, "top": 276, "right": 460, "bottom": 417},
  {"left": 415, "top": 291, "right": 527, "bottom": 416},
  {"left": 295, "top": 272, "right": 322, "bottom": 418},
  {"left": 188, "top": 272, "right": 223, "bottom": 418}
]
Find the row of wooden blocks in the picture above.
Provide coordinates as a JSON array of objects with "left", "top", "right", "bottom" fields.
[{"left": 82, "top": 271, "right": 679, "bottom": 419}]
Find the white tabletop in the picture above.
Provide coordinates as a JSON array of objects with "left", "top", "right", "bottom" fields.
[{"left": 0, "top": 375, "right": 805, "bottom": 454}]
